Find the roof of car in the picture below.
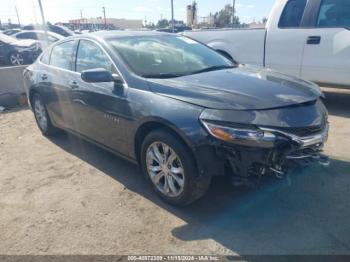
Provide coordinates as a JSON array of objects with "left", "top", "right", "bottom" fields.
[
  {"left": 14, "top": 30, "right": 64, "bottom": 39},
  {"left": 74, "top": 30, "right": 173, "bottom": 41}
]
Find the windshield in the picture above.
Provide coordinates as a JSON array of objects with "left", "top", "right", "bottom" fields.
[
  {"left": 108, "top": 35, "right": 234, "bottom": 78},
  {"left": 0, "top": 33, "right": 16, "bottom": 44}
]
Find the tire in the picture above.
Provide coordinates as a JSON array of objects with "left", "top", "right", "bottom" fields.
[
  {"left": 140, "top": 130, "right": 211, "bottom": 206},
  {"left": 32, "top": 93, "right": 60, "bottom": 136},
  {"left": 8, "top": 52, "right": 25, "bottom": 66}
]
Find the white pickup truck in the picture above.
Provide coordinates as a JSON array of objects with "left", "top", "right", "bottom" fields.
[{"left": 184, "top": 0, "right": 350, "bottom": 87}]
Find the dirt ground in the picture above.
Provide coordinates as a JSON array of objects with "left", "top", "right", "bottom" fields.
[{"left": 0, "top": 87, "right": 350, "bottom": 255}]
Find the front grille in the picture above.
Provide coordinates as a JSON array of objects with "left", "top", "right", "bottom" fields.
[{"left": 274, "top": 125, "right": 324, "bottom": 137}]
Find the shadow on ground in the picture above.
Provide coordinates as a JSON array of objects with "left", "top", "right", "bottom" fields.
[{"left": 49, "top": 131, "right": 350, "bottom": 255}]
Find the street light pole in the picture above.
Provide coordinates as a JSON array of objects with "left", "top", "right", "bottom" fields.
[
  {"left": 171, "top": 0, "right": 174, "bottom": 32},
  {"left": 102, "top": 7, "right": 107, "bottom": 30},
  {"left": 15, "top": 6, "right": 21, "bottom": 26},
  {"left": 37, "top": 0, "right": 49, "bottom": 44},
  {"left": 171, "top": 0, "right": 175, "bottom": 33},
  {"left": 232, "top": 0, "right": 236, "bottom": 27}
]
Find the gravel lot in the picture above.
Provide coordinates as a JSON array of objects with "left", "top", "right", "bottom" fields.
[{"left": 0, "top": 87, "right": 350, "bottom": 255}]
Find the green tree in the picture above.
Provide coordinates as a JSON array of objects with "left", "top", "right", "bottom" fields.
[
  {"left": 214, "top": 4, "right": 240, "bottom": 28},
  {"left": 157, "top": 19, "right": 169, "bottom": 29}
]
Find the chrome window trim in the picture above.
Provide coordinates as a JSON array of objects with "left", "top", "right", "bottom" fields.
[{"left": 38, "top": 37, "right": 129, "bottom": 88}]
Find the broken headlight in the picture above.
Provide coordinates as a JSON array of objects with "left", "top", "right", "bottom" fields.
[{"left": 201, "top": 120, "right": 276, "bottom": 148}]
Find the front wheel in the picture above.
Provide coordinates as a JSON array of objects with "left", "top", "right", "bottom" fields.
[
  {"left": 141, "top": 130, "right": 211, "bottom": 206},
  {"left": 9, "top": 52, "right": 25, "bottom": 66}
]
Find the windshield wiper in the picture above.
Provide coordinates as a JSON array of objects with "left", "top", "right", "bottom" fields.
[
  {"left": 141, "top": 73, "right": 184, "bottom": 79},
  {"left": 188, "top": 65, "right": 235, "bottom": 75}
]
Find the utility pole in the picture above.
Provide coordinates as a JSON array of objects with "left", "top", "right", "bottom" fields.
[
  {"left": 232, "top": 0, "right": 236, "bottom": 27},
  {"left": 32, "top": 0, "right": 38, "bottom": 24},
  {"left": 37, "top": 0, "right": 49, "bottom": 44},
  {"left": 171, "top": 0, "right": 174, "bottom": 32},
  {"left": 102, "top": 7, "right": 107, "bottom": 29},
  {"left": 15, "top": 6, "right": 21, "bottom": 26}
]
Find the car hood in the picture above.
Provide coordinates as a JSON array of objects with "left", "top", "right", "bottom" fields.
[{"left": 147, "top": 65, "right": 322, "bottom": 110}]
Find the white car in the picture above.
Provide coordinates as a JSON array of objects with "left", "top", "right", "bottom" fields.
[
  {"left": 184, "top": 0, "right": 350, "bottom": 87},
  {"left": 12, "top": 30, "right": 64, "bottom": 50}
]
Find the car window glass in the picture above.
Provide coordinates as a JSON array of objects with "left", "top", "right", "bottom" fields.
[
  {"left": 109, "top": 36, "right": 232, "bottom": 77},
  {"left": 317, "top": 0, "right": 350, "bottom": 28},
  {"left": 279, "top": 0, "right": 307, "bottom": 28},
  {"left": 76, "top": 40, "right": 114, "bottom": 73},
  {"left": 50, "top": 41, "right": 75, "bottom": 70},
  {"left": 17, "top": 33, "right": 38, "bottom": 40}
]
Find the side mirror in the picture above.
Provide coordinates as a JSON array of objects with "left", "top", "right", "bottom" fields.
[
  {"left": 112, "top": 73, "right": 124, "bottom": 86},
  {"left": 81, "top": 68, "right": 123, "bottom": 85}
]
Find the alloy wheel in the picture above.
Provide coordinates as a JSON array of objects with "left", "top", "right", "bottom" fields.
[
  {"left": 10, "top": 53, "right": 24, "bottom": 65},
  {"left": 146, "top": 142, "right": 185, "bottom": 198},
  {"left": 34, "top": 98, "right": 48, "bottom": 131}
]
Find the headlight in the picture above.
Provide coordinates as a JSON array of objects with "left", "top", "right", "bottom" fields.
[{"left": 201, "top": 120, "right": 276, "bottom": 148}]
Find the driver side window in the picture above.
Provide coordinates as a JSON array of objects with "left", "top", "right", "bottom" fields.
[{"left": 76, "top": 40, "right": 114, "bottom": 73}]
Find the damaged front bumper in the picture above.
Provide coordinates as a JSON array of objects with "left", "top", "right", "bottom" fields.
[
  {"left": 196, "top": 99, "right": 330, "bottom": 184},
  {"left": 195, "top": 122, "right": 330, "bottom": 184}
]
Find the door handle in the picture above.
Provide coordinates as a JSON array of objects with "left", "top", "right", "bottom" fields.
[
  {"left": 307, "top": 36, "right": 321, "bottom": 45},
  {"left": 68, "top": 80, "right": 79, "bottom": 89},
  {"left": 40, "top": 74, "right": 48, "bottom": 80}
]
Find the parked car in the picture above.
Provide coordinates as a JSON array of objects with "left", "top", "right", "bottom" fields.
[
  {"left": 49, "top": 25, "right": 74, "bottom": 37},
  {"left": 24, "top": 32, "right": 329, "bottom": 205},
  {"left": 184, "top": 0, "right": 350, "bottom": 87},
  {"left": 23, "top": 24, "right": 74, "bottom": 37},
  {"left": 3, "top": 28, "right": 22, "bottom": 36},
  {"left": 0, "top": 33, "right": 41, "bottom": 65},
  {"left": 13, "top": 30, "right": 64, "bottom": 49}
]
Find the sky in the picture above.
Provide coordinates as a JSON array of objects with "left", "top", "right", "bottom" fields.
[{"left": 0, "top": 0, "right": 276, "bottom": 26}]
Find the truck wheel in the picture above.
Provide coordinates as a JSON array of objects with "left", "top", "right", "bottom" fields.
[
  {"left": 9, "top": 52, "right": 25, "bottom": 66},
  {"left": 141, "top": 130, "right": 211, "bottom": 206},
  {"left": 32, "top": 93, "right": 60, "bottom": 136}
]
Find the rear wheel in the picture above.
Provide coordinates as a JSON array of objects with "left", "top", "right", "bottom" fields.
[
  {"left": 141, "top": 130, "right": 211, "bottom": 206},
  {"left": 32, "top": 93, "right": 59, "bottom": 136}
]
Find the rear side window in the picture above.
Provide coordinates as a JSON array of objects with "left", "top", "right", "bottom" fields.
[
  {"left": 279, "top": 0, "right": 307, "bottom": 28},
  {"left": 50, "top": 41, "right": 76, "bottom": 71},
  {"left": 75, "top": 40, "right": 114, "bottom": 73},
  {"left": 317, "top": 0, "right": 350, "bottom": 28}
]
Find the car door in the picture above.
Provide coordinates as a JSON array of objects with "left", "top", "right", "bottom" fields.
[
  {"left": 70, "top": 39, "right": 130, "bottom": 154},
  {"left": 265, "top": 0, "right": 309, "bottom": 77},
  {"left": 43, "top": 40, "right": 79, "bottom": 130},
  {"left": 301, "top": 0, "right": 350, "bottom": 86}
]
